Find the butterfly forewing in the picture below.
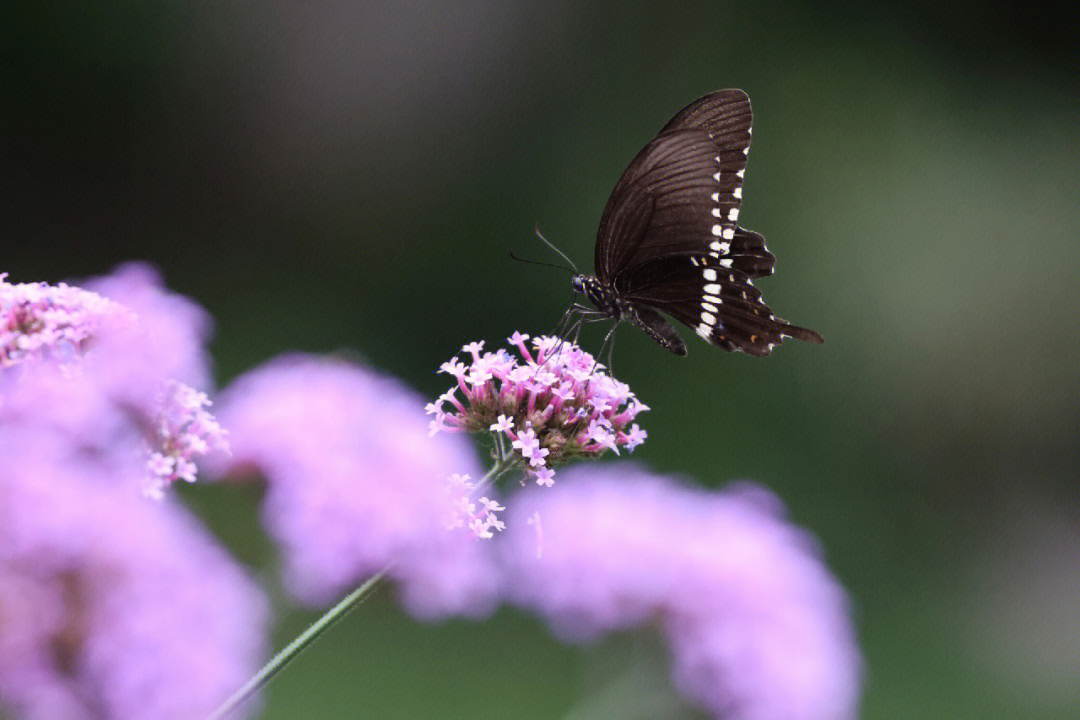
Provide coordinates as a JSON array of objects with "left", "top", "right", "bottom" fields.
[
  {"left": 595, "top": 130, "right": 723, "bottom": 283},
  {"left": 661, "top": 88, "right": 754, "bottom": 242},
  {"left": 660, "top": 89, "right": 754, "bottom": 143}
]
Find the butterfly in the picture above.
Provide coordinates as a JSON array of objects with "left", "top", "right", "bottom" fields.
[{"left": 562, "top": 89, "right": 823, "bottom": 358}]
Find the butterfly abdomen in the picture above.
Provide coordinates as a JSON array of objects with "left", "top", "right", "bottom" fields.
[{"left": 627, "top": 305, "right": 687, "bottom": 355}]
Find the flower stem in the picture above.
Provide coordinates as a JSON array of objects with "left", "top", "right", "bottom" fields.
[{"left": 206, "top": 567, "right": 390, "bottom": 720}]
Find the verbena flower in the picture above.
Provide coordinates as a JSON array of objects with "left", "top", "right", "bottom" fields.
[
  {"left": 0, "top": 265, "right": 266, "bottom": 717},
  {"left": 143, "top": 380, "right": 230, "bottom": 499},
  {"left": 1, "top": 264, "right": 223, "bottom": 495},
  {"left": 0, "top": 431, "right": 269, "bottom": 720},
  {"left": 428, "top": 333, "right": 648, "bottom": 486},
  {"left": 444, "top": 473, "right": 506, "bottom": 539},
  {"left": 498, "top": 465, "right": 862, "bottom": 720},
  {"left": 1, "top": 272, "right": 132, "bottom": 368},
  {"left": 212, "top": 354, "right": 499, "bottom": 618}
]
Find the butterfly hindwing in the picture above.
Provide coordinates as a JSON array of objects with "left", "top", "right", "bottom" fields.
[{"left": 622, "top": 255, "right": 822, "bottom": 356}]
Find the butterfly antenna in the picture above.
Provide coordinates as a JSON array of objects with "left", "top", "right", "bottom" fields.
[
  {"left": 508, "top": 250, "right": 575, "bottom": 275},
  {"left": 534, "top": 222, "right": 580, "bottom": 273}
]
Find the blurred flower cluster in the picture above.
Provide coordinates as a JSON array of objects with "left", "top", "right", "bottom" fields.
[
  {"left": 211, "top": 354, "right": 500, "bottom": 617},
  {"left": 0, "top": 264, "right": 267, "bottom": 719},
  {"left": 499, "top": 467, "right": 863, "bottom": 720}
]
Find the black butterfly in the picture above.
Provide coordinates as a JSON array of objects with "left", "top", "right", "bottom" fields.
[{"left": 563, "top": 89, "right": 823, "bottom": 358}]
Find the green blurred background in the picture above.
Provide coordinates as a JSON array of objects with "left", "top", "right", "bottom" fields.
[{"left": 4, "top": 2, "right": 1079, "bottom": 718}]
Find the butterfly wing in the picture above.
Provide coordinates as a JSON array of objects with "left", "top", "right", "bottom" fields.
[
  {"left": 594, "top": 130, "right": 716, "bottom": 283},
  {"left": 620, "top": 255, "right": 822, "bottom": 356},
  {"left": 594, "top": 92, "right": 772, "bottom": 285}
]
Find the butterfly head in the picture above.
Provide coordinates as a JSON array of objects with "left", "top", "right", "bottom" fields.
[{"left": 571, "top": 274, "right": 622, "bottom": 319}]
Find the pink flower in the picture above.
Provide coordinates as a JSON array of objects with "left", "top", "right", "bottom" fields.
[
  {"left": 0, "top": 272, "right": 131, "bottom": 368},
  {"left": 1, "top": 405, "right": 266, "bottom": 720},
  {"left": 1, "top": 265, "right": 224, "bottom": 495},
  {"left": 143, "top": 380, "right": 230, "bottom": 498},
  {"left": 212, "top": 354, "right": 499, "bottom": 618},
  {"left": 429, "top": 333, "right": 648, "bottom": 485},
  {"left": 489, "top": 414, "right": 514, "bottom": 433},
  {"left": 533, "top": 466, "right": 555, "bottom": 487},
  {"left": 498, "top": 465, "right": 862, "bottom": 720}
]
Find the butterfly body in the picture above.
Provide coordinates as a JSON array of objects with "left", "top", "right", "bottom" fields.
[
  {"left": 575, "top": 89, "right": 823, "bottom": 358},
  {"left": 572, "top": 273, "right": 687, "bottom": 355}
]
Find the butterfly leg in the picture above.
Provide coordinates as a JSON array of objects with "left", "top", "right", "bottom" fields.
[
  {"left": 569, "top": 315, "right": 609, "bottom": 344},
  {"left": 601, "top": 322, "right": 618, "bottom": 376},
  {"left": 581, "top": 321, "right": 618, "bottom": 381},
  {"left": 550, "top": 306, "right": 604, "bottom": 355}
]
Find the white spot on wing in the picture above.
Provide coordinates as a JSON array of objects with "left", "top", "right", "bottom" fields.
[
  {"left": 733, "top": 187, "right": 742, "bottom": 199},
  {"left": 736, "top": 169, "right": 745, "bottom": 178},
  {"left": 720, "top": 259, "right": 733, "bottom": 268},
  {"left": 700, "top": 311, "right": 716, "bottom": 325},
  {"left": 709, "top": 241, "right": 730, "bottom": 254},
  {"left": 703, "top": 283, "right": 720, "bottom": 294},
  {"left": 696, "top": 324, "right": 711, "bottom": 339},
  {"left": 703, "top": 269, "right": 717, "bottom": 281},
  {"left": 701, "top": 302, "right": 717, "bottom": 313},
  {"left": 722, "top": 227, "right": 735, "bottom": 240},
  {"left": 711, "top": 224, "right": 723, "bottom": 236},
  {"left": 728, "top": 208, "right": 739, "bottom": 221}
]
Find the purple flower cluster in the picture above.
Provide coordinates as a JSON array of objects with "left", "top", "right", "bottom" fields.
[
  {"left": 1, "top": 264, "right": 223, "bottom": 495},
  {"left": 0, "top": 432, "right": 268, "bottom": 720},
  {"left": 144, "top": 380, "right": 230, "bottom": 499},
  {"left": 0, "top": 265, "right": 268, "bottom": 719},
  {"left": 1, "top": 272, "right": 132, "bottom": 368},
  {"left": 428, "top": 333, "right": 648, "bottom": 485},
  {"left": 498, "top": 466, "right": 862, "bottom": 720},
  {"left": 445, "top": 472, "right": 506, "bottom": 539},
  {"left": 212, "top": 354, "right": 499, "bottom": 618}
]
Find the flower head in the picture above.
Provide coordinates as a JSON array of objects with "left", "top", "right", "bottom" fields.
[
  {"left": 143, "top": 380, "right": 230, "bottom": 498},
  {"left": 1, "top": 272, "right": 132, "bottom": 368},
  {"left": 1, "top": 265, "right": 223, "bottom": 497},
  {"left": 0, "top": 417, "right": 267, "bottom": 720},
  {"left": 498, "top": 465, "right": 862, "bottom": 720},
  {"left": 429, "top": 333, "right": 648, "bottom": 485},
  {"left": 212, "top": 354, "right": 499, "bottom": 618}
]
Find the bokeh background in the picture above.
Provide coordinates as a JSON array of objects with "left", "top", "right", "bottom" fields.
[{"left": 4, "top": 2, "right": 1079, "bottom": 718}]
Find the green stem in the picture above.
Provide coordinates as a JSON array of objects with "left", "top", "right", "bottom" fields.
[{"left": 206, "top": 567, "right": 390, "bottom": 720}]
